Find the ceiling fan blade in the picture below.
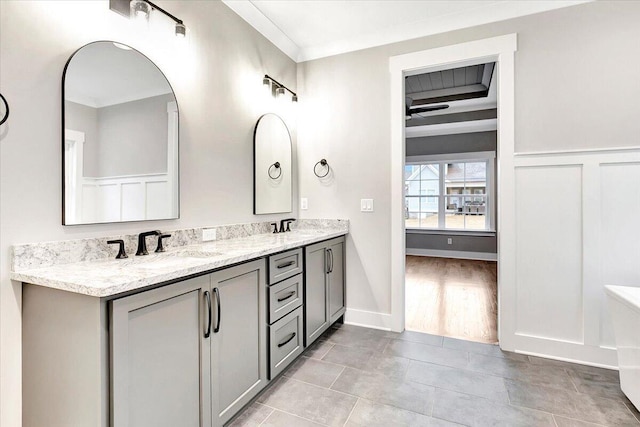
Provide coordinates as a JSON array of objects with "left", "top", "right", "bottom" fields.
[
  {"left": 412, "top": 105, "right": 449, "bottom": 113},
  {"left": 406, "top": 104, "right": 449, "bottom": 118}
]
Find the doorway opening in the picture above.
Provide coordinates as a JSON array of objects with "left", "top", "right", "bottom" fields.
[
  {"left": 389, "top": 34, "right": 518, "bottom": 351},
  {"left": 403, "top": 62, "right": 498, "bottom": 344}
]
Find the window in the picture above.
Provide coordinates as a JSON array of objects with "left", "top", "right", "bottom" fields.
[{"left": 405, "top": 154, "right": 495, "bottom": 231}]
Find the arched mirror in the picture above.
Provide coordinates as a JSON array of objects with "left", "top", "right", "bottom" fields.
[
  {"left": 62, "top": 41, "right": 179, "bottom": 225},
  {"left": 254, "top": 114, "right": 292, "bottom": 214}
]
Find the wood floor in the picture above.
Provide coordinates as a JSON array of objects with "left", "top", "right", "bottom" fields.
[{"left": 405, "top": 255, "right": 498, "bottom": 344}]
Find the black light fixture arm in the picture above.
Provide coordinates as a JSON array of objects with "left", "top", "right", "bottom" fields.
[
  {"left": 264, "top": 74, "right": 297, "bottom": 98},
  {"left": 144, "top": 0, "right": 183, "bottom": 24}
]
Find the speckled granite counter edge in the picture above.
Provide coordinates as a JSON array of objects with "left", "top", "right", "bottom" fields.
[{"left": 11, "top": 219, "right": 348, "bottom": 298}]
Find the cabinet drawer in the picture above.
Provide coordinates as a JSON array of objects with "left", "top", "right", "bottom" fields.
[
  {"left": 269, "top": 306, "right": 304, "bottom": 379},
  {"left": 269, "top": 274, "right": 303, "bottom": 324},
  {"left": 268, "top": 248, "right": 303, "bottom": 284}
]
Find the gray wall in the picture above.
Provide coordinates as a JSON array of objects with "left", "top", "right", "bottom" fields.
[
  {"left": 406, "top": 131, "right": 496, "bottom": 157},
  {"left": 406, "top": 131, "right": 497, "bottom": 256},
  {"left": 65, "top": 101, "right": 99, "bottom": 175},
  {"left": 406, "top": 233, "right": 497, "bottom": 254},
  {"left": 298, "top": 1, "right": 640, "bottom": 317},
  {"left": 96, "top": 94, "right": 172, "bottom": 177},
  {"left": 67, "top": 94, "right": 173, "bottom": 177},
  {"left": 0, "top": 1, "right": 297, "bottom": 424}
]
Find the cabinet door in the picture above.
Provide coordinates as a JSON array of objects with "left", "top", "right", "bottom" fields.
[
  {"left": 328, "top": 237, "right": 346, "bottom": 323},
  {"left": 111, "top": 275, "right": 211, "bottom": 427},
  {"left": 304, "top": 241, "right": 330, "bottom": 346},
  {"left": 210, "top": 259, "right": 267, "bottom": 426}
]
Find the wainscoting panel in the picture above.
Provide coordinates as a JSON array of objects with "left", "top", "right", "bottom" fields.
[
  {"left": 599, "top": 162, "right": 640, "bottom": 347},
  {"left": 514, "top": 165, "right": 584, "bottom": 343},
  {"left": 512, "top": 148, "right": 640, "bottom": 367},
  {"left": 121, "top": 182, "right": 145, "bottom": 222},
  {"left": 146, "top": 181, "right": 172, "bottom": 220},
  {"left": 80, "top": 174, "right": 169, "bottom": 223}
]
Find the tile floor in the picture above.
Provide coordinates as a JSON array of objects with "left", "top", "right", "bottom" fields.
[{"left": 230, "top": 324, "right": 640, "bottom": 427}]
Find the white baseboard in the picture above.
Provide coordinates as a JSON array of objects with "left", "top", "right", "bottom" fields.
[
  {"left": 513, "top": 333, "right": 618, "bottom": 369},
  {"left": 344, "top": 308, "right": 392, "bottom": 331},
  {"left": 406, "top": 248, "right": 497, "bottom": 261}
]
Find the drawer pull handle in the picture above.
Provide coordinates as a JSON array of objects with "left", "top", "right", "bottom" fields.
[
  {"left": 277, "top": 261, "right": 295, "bottom": 269},
  {"left": 277, "top": 291, "right": 296, "bottom": 302},
  {"left": 278, "top": 332, "right": 296, "bottom": 348}
]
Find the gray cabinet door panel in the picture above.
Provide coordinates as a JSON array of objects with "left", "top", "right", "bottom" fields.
[
  {"left": 211, "top": 259, "right": 267, "bottom": 426},
  {"left": 329, "top": 238, "right": 346, "bottom": 323},
  {"left": 304, "top": 242, "right": 329, "bottom": 346},
  {"left": 110, "top": 275, "right": 211, "bottom": 427}
]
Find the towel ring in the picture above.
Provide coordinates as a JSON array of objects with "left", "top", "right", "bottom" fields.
[
  {"left": 314, "top": 159, "right": 330, "bottom": 178},
  {"left": 0, "top": 93, "right": 8, "bottom": 126},
  {"left": 268, "top": 162, "right": 282, "bottom": 179}
]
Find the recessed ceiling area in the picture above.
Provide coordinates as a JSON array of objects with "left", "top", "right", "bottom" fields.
[
  {"left": 405, "top": 62, "right": 497, "bottom": 137},
  {"left": 222, "top": 0, "right": 590, "bottom": 62},
  {"left": 406, "top": 63, "right": 494, "bottom": 107}
]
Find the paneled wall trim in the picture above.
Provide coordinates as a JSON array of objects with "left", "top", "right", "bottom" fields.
[{"left": 512, "top": 146, "right": 640, "bottom": 368}]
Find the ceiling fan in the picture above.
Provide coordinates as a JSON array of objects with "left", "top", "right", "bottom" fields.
[{"left": 405, "top": 96, "right": 449, "bottom": 119}]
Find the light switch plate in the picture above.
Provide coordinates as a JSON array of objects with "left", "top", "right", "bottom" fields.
[
  {"left": 301, "top": 198, "right": 308, "bottom": 210},
  {"left": 361, "top": 199, "right": 374, "bottom": 212},
  {"left": 202, "top": 228, "right": 217, "bottom": 241}
]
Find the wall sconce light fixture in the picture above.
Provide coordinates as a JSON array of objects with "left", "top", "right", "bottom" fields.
[
  {"left": 263, "top": 74, "right": 298, "bottom": 103},
  {"left": 110, "top": 0, "right": 187, "bottom": 37}
]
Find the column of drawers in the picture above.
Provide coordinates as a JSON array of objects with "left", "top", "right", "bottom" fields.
[{"left": 267, "top": 248, "right": 305, "bottom": 379}]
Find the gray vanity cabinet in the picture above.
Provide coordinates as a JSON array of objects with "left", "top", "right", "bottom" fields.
[
  {"left": 110, "top": 259, "right": 267, "bottom": 427},
  {"left": 304, "top": 236, "right": 346, "bottom": 346},
  {"left": 210, "top": 259, "right": 268, "bottom": 426},
  {"left": 327, "top": 238, "right": 346, "bottom": 323},
  {"left": 110, "top": 275, "right": 212, "bottom": 427}
]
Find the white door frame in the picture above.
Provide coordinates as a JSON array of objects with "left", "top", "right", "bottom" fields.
[{"left": 389, "top": 34, "right": 518, "bottom": 350}]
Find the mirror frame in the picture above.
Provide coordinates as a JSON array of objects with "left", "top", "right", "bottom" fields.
[
  {"left": 253, "top": 113, "right": 293, "bottom": 215},
  {"left": 61, "top": 40, "right": 180, "bottom": 225}
]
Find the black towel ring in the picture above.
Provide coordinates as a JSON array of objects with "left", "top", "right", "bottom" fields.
[
  {"left": 0, "top": 93, "right": 8, "bottom": 126},
  {"left": 314, "top": 159, "right": 330, "bottom": 178},
  {"left": 268, "top": 162, "right": 282, "bottom": 179}
]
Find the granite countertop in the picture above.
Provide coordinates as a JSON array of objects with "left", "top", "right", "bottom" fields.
[{"left": 11, "top": 227, "right": 347, "bottom": 298}]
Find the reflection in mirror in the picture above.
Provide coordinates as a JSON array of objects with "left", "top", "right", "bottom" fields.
[
  {"left": 254, "top": 114, "right": 292, "bottom": 214},
  {"left": 62, "top": 41, "right": 179, "bottom": 225}
]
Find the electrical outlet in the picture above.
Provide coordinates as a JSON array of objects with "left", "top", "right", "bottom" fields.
[
  {"left": 360, "top": 199, "right": 374, "bottom": 212},
  {"left": 447, "top": 238, "right": 453, "bottom": 245},
  {"left": 301, "top": 198, "right": 308, "bottom": 210},
  {"left": 202, "top": 228, "right": 217, "bottom": 242}
]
